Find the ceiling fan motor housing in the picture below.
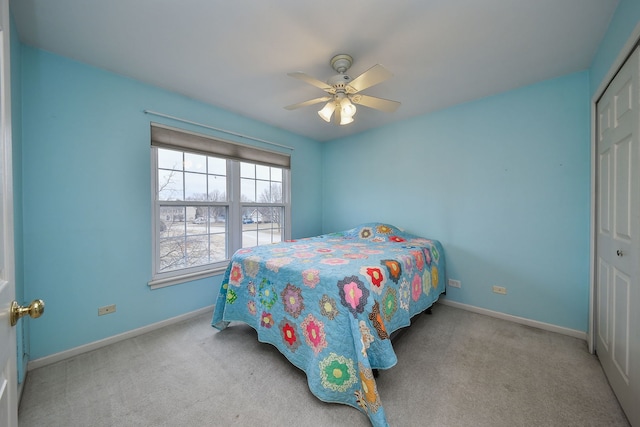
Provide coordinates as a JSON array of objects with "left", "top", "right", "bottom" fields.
[{"left": 327, "top": 74, "right": 352, "bottom": 89}]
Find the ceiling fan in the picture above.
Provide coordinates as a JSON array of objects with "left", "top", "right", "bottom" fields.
[{"left": 285, "top": 54, "right": 400, "bottom": 125}]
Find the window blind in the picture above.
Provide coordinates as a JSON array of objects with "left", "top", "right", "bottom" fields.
[{"left": 151, "top": 123, "right": 291, "bottom": 169}]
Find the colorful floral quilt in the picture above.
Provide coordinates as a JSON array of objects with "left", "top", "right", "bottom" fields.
[{"left": 212, "top": 223, "right": 446, "bottom": 426}]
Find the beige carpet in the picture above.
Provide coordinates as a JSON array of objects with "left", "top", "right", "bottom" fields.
[{"left": 18, "top": 303, "right": 630, "bottom": 426}]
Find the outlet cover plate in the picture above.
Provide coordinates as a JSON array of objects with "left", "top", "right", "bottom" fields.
[
  {"left": 98, "top": 304, "right": 116, "bottom": 316},
  {"left": 492, "top": 286, "right": 507, "bottom": 295}
]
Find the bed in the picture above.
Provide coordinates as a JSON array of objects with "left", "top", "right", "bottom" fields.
[{"left": 212, "top": 223, "right": 446, "bottom": 426}]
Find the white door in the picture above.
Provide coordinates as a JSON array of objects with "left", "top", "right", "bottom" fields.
[
  {"left": 596, "top": 45, "right": 640, "bottom": 427},
  {"left": 0, "top": 0, "right": 17, "bottom": 425}
]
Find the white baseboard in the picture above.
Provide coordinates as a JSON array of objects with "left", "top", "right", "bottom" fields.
[
  {"left": 27, "top": 305, "right": 215, "bottom": 370},
  {"left": 439, "top": 298, "right": 587, "bottom": 341},
  {"left": 27, "top": 300, "right": 586, "bottom": 370}
]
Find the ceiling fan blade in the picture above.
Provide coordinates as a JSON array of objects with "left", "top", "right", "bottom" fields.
[
  {"left": 284, "top": 96, "right": 332, "bottom": 110},
  {"left": 287, "top": 72, "right": 333, "bottom": 91},
  {"left": 346, "top": 64, "right": 393, "bottom": 93},
  {"left": 351, "top": 94, "right": 401, "bottom": 112}
]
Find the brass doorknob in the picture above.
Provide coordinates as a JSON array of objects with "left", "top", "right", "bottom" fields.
[{"left": 10, "top": 299, "right": 45, "bottom": 326}]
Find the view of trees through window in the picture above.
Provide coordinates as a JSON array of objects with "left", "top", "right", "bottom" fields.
[
  {"left": 239, "top": 162, "right": 283, "bottom": 248},
  {"left": 155, "top": 148, "right": 285, "bottom": 275}
]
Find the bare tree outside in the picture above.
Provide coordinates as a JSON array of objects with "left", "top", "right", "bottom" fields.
[{"left": 256, "top": 183, "right": 282, "bottom": 224}]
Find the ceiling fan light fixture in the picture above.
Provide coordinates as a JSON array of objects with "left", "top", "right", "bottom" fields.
[
  {"left": 339, "top": 115, "right": 354, "bottom": 125},
  {"left": 339, "top": 99, "right": 356, "bottom": 125},
  {"left": 341, "top": 98, "right": 356, "bottom": 119},
  {"left": 318, "top": 101, "right": 336, "bottom": 122}
]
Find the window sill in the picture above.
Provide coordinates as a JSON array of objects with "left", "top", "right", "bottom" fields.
[{"left": 148, "top": 266, "right": 228, "bottom": 290}]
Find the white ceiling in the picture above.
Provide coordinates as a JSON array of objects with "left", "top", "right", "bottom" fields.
[{"left": 11, "top": 0, "right": 618, "bottom": 142}]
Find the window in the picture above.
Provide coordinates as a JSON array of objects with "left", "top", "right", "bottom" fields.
[
  {"left": 149, "top": 124, "right": 291, "bottom": 288},
  {"left": 239, "top": 162, "right": 285, "bottom": 247}
]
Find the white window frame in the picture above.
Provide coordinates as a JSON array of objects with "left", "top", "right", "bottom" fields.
[{"left": 148, "top": 124, "right": 291, "bottom": 289}]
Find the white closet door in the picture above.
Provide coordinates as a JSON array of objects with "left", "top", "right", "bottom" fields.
[{"left": 596, "top": 45, "right": 640, "bottom": 427}]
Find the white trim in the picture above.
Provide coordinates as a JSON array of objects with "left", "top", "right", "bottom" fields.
[
  {"left": 589, "top": 21, "right": 640, "bottom": 355},
  {"left": 148, "top": 267, "right": 225, "bottom": 290},
  {"left": 589, "top": 101, "right": 596, "bottom": 354},
  {"left": 439, "top": 298, "right": 587, "bottom": 341},
  {"left": 27, "top": 306, "right": 214, "bottom": 370}
]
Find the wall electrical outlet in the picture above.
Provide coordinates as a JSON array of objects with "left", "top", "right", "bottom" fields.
[
  {"left": 98, "top": 304, "right": 116, "bottom": 316},
  {"left": 492, "top": 286, "right": 507, "bottom": 295},
  {"left": 448, "top": 279, "right": 461, "bottom": 288}
]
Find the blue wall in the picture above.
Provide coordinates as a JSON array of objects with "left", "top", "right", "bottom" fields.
[
  {"left": 322, "top": 72, "right": 591, "bottom": 332},
  {"left": 21, "top": 47, "right": 323, "bottom": 359}
]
